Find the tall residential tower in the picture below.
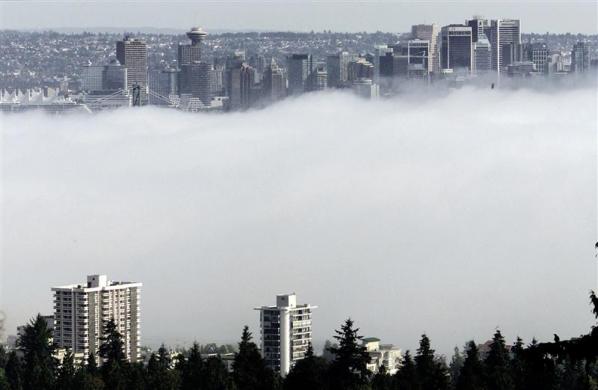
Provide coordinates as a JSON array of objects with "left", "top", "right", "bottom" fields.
[
  {"left": 52, "top": 274, "right": 142, "bottom": 363},
  {"left": 255, "top": 293, "right": 316, "bottom": 376}
]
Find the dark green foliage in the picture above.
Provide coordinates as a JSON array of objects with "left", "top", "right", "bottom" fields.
[
  {"left": 146, "top": 344, "right": 180, "bottom": 390},
  {"left": 232, "top": 326, "right": 277, "bottom": 390},
  {"left": 415, "top": 334, "right": 448, "bottom": 390},
  {"left": 484, "top": 330, "right": 513, "bottom": 390},
  {"left": 327, "top": 318, "right": 371, "bottom": 390},
  {"left": 55, "top": 350, "right": 76, "bottom": 390},
  {"left": 284, "top": 344, "right": 328, "bottom": 390},
  {"left": 456, "top": 341, "right": 485, "bottom": 390},
  {"left": 98, "top": 318, "right": 128, "bottom": 390},
  {"left": 202, "top": 356, "right": 231, "bottom": 390},
  {"left": 5, "top": 351, "right": 23, "bottom": 390},
  {"left": 371, "top": 365, "right": 393, "bottom": 390},
  {"left": 180, "top": 342, "right": 203, "bottom": 390},
  {"left": 448, "top": 347, "right": 464, "bottom": 389},
  {"left": 18, "top": 314, "right": 56, "bottom": 390},
  {"left": 395, "top": 350, "right": 417, "bottom": 390}
]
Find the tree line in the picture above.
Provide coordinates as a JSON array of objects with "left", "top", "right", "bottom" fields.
[{"left": 1, "top": 292, "right": 597, "bottom": 390}]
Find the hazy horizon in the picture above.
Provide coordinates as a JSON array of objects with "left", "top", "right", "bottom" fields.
[
  {"left": 1, "top": 1, "right": 597, "bottom": 34},
  {"left": 2, "top": 84, "right": 596, "bottom": 356}
]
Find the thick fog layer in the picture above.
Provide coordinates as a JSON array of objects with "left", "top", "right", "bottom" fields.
[{"left": 1, "top": 87, "right": 596, "bottom": 355}]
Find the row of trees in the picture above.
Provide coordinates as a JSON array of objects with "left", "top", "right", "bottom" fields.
[{"left": 1, "top": 292, "right": 597, "bottom": 390}]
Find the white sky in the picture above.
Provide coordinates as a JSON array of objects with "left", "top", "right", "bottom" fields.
[{"left": 0, "top": 0, "right": 597, "bottom": 33}]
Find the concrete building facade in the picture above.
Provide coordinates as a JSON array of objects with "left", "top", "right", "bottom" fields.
[
  {"left": 52, "top": 274, "right": 142, "bottom": 363},
  {"left": 255, "top": 293, "right": 316, "bottom": 376}
]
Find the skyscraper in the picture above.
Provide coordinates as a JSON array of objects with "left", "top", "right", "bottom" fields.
[
  {"left": 411, "top": 24, "right": 439, "bottom": 73},
  {"left": 485, "top": 19, "right": 522, "bottom": 73},
  {"left": 52, "top": 274, "right": 142, "bottom": 363},
  {"left": 406, "top": 39, "right": 431, "bottom": 78},
  {"left": 255, "top": 293, "right": 316, "bottom": 376},
  {"left": 148, "top": 68, "right": 178, "bottom": 105},
  {"left": 571, "top": 42, "right": 591, "bottom": 73},
  {"left": 226, "top": 62, "right": 255, "bottom": 110},
  {"left": 326, "top": 51, "right": 351, "bottom": 88},
  {"left": 180, "top": 61, "right": 213, "bottom": 106},
  {"left": 440, "top": 25, "right": 473, "bottom": 73},
  {"left": 466, "top": 16, "right": 489, "bottom": 43},
  {"left": 525, "top": 43, "right": 550, "bottom": 74},
  {"left": 473, "top": 35, "right": 492, "bottom": 74},
  {"left": 116, "top": 36, "right": 148, "bottom": 103},
  {"left": 263, "top": 60, "right": 287, "bottom": 101},
  {"left": 178, "top": 27, "right": 207, "bottom": 66},
  {"left": 287, "top": 54, "right": 313, "bottom": 95}
]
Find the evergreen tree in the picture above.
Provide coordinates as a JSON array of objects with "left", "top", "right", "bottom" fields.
[
  {"left": 415, "top": 334, "right": 448, "bottom": 390},
  {"left": 394, "top": 350, "right": 417, "bottom": 390},
  {"left": 371, "top": 364, "right": 394, "bottom": 390},
  {"left": 146, "top": 345, "right": 180, "bottom": 390},
  {"left": 55, "top": 349, "right": 77, "bottom": 390},
  {"left": 484, "top": 330, "right": 513, "bottom": 390},
  {"left": 509, "top": 338, "right": 525, "bottom": 390},
  {"left": 180, "top": 342, "right": 203, "bottom": 390},
  {"left": 327, "top": 318, "right": 371, "bottom": 390},
  {"left": 18, "top": 314, "right": 56, "bottom": 390},
  {"left": 521, "top": 339, "right": 557, "bottom": 390},
  {"left": 202, "top": 356, "right": 231, "bottom": 390},
  {"left": 448, "top": 346, "right": 464, "bottom": 389},
  {"left": 86, "top": 353, "right": 99, "bottom": 376},
  {"left": 284, "top": 344, "right": 328, "bottom": 390},
  {"left": 232, "top": 326, "right": 276, "bottom": 390},
  {"left": 98, "top": 318, "right": 128, "bottom": 390},
  {"left": 456, "top": 341, "right": 485, "bottom": 390},
  {"left": 5, "top": 351, "right": 23, "bottom": 390}
]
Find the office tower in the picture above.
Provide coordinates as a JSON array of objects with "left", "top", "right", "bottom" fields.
[
  {"left": 466, "top": 16, "right": 489, "bottom": 43},
  {"left": 440, "top": 25, "right": 473, "bottom": 73},
  {"left": 52, "top": 274, "right": 142, "bottom": 363},
  {"left": 178, "top": 27, "right": 207, "bottom": 66},
  {"left": 287, "top": 54, "right": 313, "bottom": 95},
  {"left": 473, "top": 35, "right": 492, "bottom": 73},
  {"left": 347, "top": 57, "right": 375, "bottom": 82},
  {"left": 486, "top": 19, "right": 522, "bottom": 73},
  {"left": 81, "top": 65, "right": 104, "bottom": 92},
  {"left": 326, "top": 51, "right": 351, "bottom": 88},
  {"left": 411, "top": 24, "right": 439, "bottom": 73},
  {"left": 525, "top": 43, "right": 549, "bottom": 74},
  {"left": 571, "top": 42, "right": 591, "bottom": 73},
  {"left": 102, "top": 59, "right": 128, "bottom": 91},
  {"left": 116, "top": 36, "right": 148, "bottom": 103},
  {"left": 227, "top": 62, "right": 255, "bottom": 110},
  {"left": 373, "top": 45, "right": 393, "bottom": 84},
  {"left": 210, "top": 65, "right": 225, "bottom": 96},
  {"left": 263, "top": 60, "right": 287, "bottom": 101},
  {"left": 180, "top": 62, "right": 212, "bottom": 106},
  {"left": 148, "top": 68, "right": 178, "bottom": 105},
  {"left": 255, "top": 293, "right": 316, "bottom": 376},
  {"left": 248, "top": 54, "right": 267, "bottom": 84},
  {"left": 308, "top": 64, "right": 327, "bottom": 91},
  {"left": 406, "top": 39, "right": 430, "bottom": 78}
]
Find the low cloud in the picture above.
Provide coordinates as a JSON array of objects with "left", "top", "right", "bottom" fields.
[{"left": 1, "top": 86, "right": 596, "bottom": 354}]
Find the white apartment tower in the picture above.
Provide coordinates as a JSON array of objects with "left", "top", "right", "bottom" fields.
[
  {"left": 255, "top": 293, "right": 317, "bottom": 376},
  {"left": 52, "top": 274, "right": 142, "bottom": 362}
]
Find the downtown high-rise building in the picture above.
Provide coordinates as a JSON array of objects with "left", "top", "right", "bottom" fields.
[
  {"left": 411, "top": 24, "right": 440, "bottom": 73},
  {"left": 485, "top": 19, "right": 522, "bottom": 74},
  {"left": 571, "top": 42, "right": 591, "bottom": 73},
  {"left": 255, "top": 293, "right": 316, "bottom": 376},
  {"left": 287, "top": 54, "right": 313, "bottom": 95},
  {"left": 226, "top": 61, "right": 256, "bottom": 110},
  {"left": 116, "top": 36, "right": 148, "bottom": 103},
  {"left": 473, "top": 35, "right": 492, "bottom": 74},
  {"left": 440, "top": 25, "right": 473, "bottom": 73},
  {"left": 263, "top": 60, "right": 287, "bottom": 101},
  {"left": 326, "top": 51, "right": 351, "bottom": 88},
  {"left": 52, "top": 274, "right": 142, "bottom": 363},
  {"left": 178, "top": 27, "right": 208, "bottom": 66}
]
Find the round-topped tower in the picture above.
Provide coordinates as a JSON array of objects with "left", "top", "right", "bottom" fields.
[{"left": 186, "top": 27, "right": 208, "bottom": 46}]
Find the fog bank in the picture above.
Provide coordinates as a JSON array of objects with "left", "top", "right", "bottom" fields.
[{"left": 1, "top": 87, "right": 596, "bottom": 355}]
